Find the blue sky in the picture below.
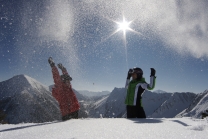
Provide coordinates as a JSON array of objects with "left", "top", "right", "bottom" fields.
[{"left": 0, "top": 0, "right": 208, "bottom": 93}]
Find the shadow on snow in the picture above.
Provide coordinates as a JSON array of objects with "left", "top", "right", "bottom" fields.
[
  {"left": 170, "top": 120, "right": 189, "bottom": 126},
  {"left": 0, "top": 121, "right": 62, "bottom": 133},
  {"left": 128, "top": 118, "right": 163, "bottom": 123}
]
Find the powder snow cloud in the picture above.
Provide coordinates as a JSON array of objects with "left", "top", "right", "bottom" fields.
[
  {"left": 75, "top": 0, "right": 208, "bottom": 58},
  {"left": 18, "top": 0, "right": 208, "bottom": 59}
]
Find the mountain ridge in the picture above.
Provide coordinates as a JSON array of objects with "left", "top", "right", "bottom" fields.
[
  {"left": 0, "top": 75, "right": 207, "bottom": 124},
  {"left": 0, "top": 74, "right": 61, "bottom": 124}
]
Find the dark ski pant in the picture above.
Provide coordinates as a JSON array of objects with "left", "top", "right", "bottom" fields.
[
  {"left": 126, "top": 105, "right": 146, "bottom": 118},
  {"left": 62, "top": 111, "right": 79, "bottom": 121}
]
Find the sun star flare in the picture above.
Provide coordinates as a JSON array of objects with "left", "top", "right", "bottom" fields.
[{"left": 116, "top": 17, "right": 133, "bottom": 38}]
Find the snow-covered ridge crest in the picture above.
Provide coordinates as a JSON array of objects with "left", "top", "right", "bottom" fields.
[
  {"left": 90, "top": 88, "right": 208, "bottom": 119},
  {"left": 0, "top": 75, "right": 61, "bottom": 124},
  {"left": 18, "top": 74, "right": 50, "bottom": 92},
  {"left": 0, "top": 74, "right": 208, "bottom": 124},
  {"left": 0, "top": 74, "right": 50, "bottom": 98},
  {"left": 149, "top": 92, "right": 196, "bottom": 118},
  {"left": 176, "top": 90, "right": 208, "bottom": 118}
]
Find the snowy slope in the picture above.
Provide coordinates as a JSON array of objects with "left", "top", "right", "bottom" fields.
[
  {"left": 88, "top": 87, "right": 127, "bottom": 118},
  {"left": 176, "top": 90, "right": 208, "bottom": 118},
  {"left": 90, "top": 88, "right": 203, "bottom": 119},
  {"left": 104, "top": 88, "right": 126, "bottom": 118},
  {"left": 149, "top": 92, "right": 196, "bottom": 118},
  {"left": 0, "top": 75, "right": 61, "bottom": 124},
  {"left": 88, "top": 95, "right": 109, "bottom": 118},
  {"left": 0, "top": 118, "right": 207, "bottom": 139},
  {"left": 72, "top": 89, "right": 94, "bottom": 118},
  {"left": 142, "top": 91, "right": 172, "bottom": 116}
]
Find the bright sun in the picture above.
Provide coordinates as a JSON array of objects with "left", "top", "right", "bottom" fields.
[
  {"left": 101, "top": 15, "right": 143, "bottom": 68},
  {"left": 117, "top": 17, "right": 131, "bottom": 33},
  {"left": 116, "top": 16, "right": 132, "bottom": 38},
  {"left": 102, "top": 15, "right": 143, "bottom": 44}
]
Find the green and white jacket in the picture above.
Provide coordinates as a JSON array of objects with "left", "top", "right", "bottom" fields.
[{"left": 125, "top": 76, "right": 156, "bottom": 106}]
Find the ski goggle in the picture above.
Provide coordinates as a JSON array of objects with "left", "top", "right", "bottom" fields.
[{"left": 129, "top": 69, "right": 143, "bottom": 74}]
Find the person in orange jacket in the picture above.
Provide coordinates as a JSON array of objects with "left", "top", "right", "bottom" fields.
[{"left": 48, "top": 57, "right": 80, "bottom": 121}]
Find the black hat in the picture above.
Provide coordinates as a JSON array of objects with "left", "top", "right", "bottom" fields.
[
  {"left": 132, "top": 67, "right": 143, "bottom": 80},
  {"left": 61, "top": 74, "right": 72, "bottom": 82}
]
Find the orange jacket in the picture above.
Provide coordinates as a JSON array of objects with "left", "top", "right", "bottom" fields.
[{"left": 51, "top": 66, "right": 80, "bottom": 117}]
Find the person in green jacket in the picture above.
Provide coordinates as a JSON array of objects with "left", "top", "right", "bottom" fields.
[{"left": 125, "top": 67, "right": 156, "bottom": 118}]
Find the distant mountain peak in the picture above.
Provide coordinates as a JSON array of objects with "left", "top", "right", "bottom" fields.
[
  {"left": 0, "top": 74, "right": 49, "bottom": 99},
  {"left": 13, "top": 74, "right": 49, "bottom": 91},
  {"left": 153, "top": 90, "right": 170, "bottom": 93},
  {"left": 10, "top": 74, "right": 29, "bottom": 81},
  {"left": 0, "top": 74, "right": 61, "bottom": 124}
]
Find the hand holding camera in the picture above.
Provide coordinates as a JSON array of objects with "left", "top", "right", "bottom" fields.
[{"left": 127, "top": 69, "right": 133, "bottom": 79}]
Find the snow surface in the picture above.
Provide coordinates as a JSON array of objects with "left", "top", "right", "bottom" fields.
[{"left": 0, "top": 118, "right": 207, "bottom": 139}]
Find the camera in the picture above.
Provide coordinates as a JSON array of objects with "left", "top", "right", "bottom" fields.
[{"left": 128, "top": 69, "right": 134, "bottom": 74}]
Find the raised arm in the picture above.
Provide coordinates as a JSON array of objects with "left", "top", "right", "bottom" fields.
[
  {"left": 141, "top": 68, "right": 156, "bottom": 90},
  {"left": 57, "top": 63, "right": 72, "bottom": 82},
  {"left": 125, "top": 69, "right": 133, "bottom": 88}
]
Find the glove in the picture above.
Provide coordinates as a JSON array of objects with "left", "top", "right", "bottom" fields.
[
  {"left": 58, "top": 63, "right": 64, "bottom": 70},
  {"left": 150, "top": 68, "right": 156, "bottom": 77},
  {"left": 127, "top": 69, "right": 133, "bottom": 79},
  {"left": 48, "top": 57, "right": 55, "bottom": 67}
]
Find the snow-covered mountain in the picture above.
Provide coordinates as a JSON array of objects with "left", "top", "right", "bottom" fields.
[
  {"left": 176, "top": 90, "right": 208, "bottom": 118},
  {"left": 88, "top": 88, "right": 172, "bottom": 118},
  {"left": 77, "top": 90, "right": 110, "bottom": 97},
  {"left": 0, "top": 75, "right": 61, "bottom": 124},
  {"left": 1, "top": 75, "right": 207, "bottom": 124},
  {"left": 142, "top": 91, "right": 172, "bottom": 116},
  {"left": 149, "top": 92, "right": 196, "bottom": 118},
  {"left": 104, "top": 88, "right": 126, "bottom": 118},
  {"left": 89, "top": 87, "right": 208, "bottom": 119},
  {"left": 88, "top": 95, "right": 109, "bottom": 118},
  {"left": 0, "top": 75, "right": 93, "bottom": 124},
  {"left": 72, "top": 89, "right": 92, "bottom": 118},
  {"left": 153, "top": 89, "right": 170, "bottom": 93}
]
